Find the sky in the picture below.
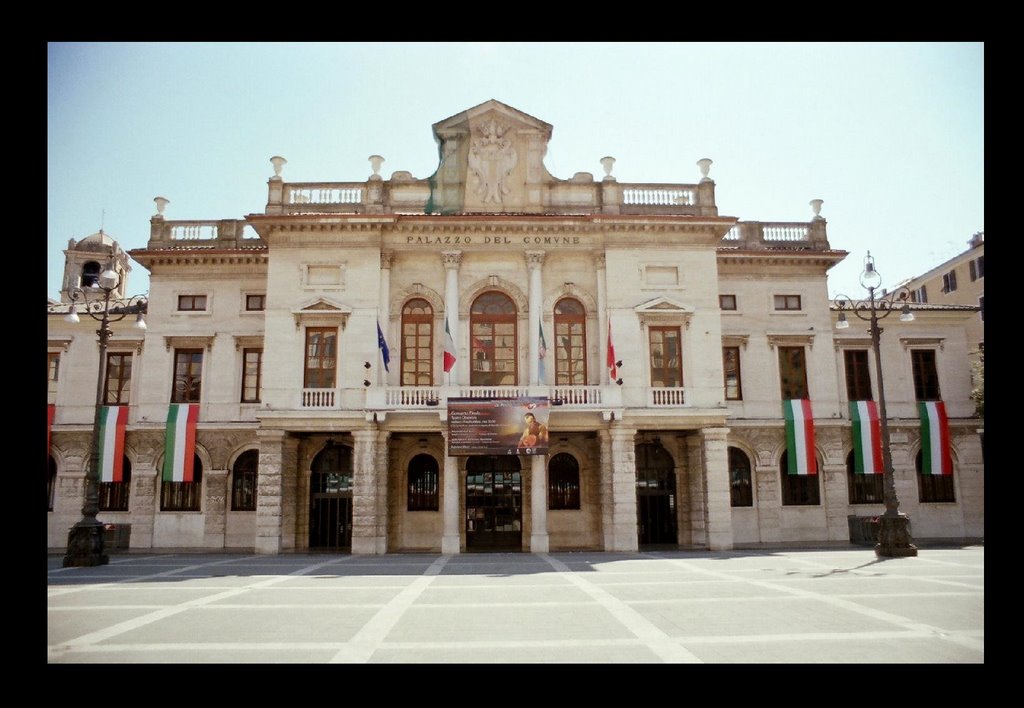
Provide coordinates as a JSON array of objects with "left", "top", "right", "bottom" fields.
[{"left": 47, "top": 42, "right": 983, "bottom": 301}]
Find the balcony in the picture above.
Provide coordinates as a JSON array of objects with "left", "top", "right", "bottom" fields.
[{"left": 326, "top": 385, "right": 622, "bottom": 413}]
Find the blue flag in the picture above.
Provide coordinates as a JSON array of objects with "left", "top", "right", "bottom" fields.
[{"left": 377, "top": 321, "right": 390, "bottom": 372}]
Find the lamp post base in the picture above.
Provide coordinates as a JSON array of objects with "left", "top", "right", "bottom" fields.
[
  {"left": 875, "top": 513, "right": 918, "bottom": 558},
  {"left": 63, "top": 519, "right": 109, "bottom": 567}
]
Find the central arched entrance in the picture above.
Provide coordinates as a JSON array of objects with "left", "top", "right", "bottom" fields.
[
  {"left": 466, "top": 455, "right": 522, "bottom": 551},
  {"left": 309, "top": 443, "right": 353, "bottom": 550},
  {"left": 636, "top": 441, "right": 678, "bottom": 548}
]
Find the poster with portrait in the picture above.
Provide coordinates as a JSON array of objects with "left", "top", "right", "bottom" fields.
[{"left": 447, "top": 397, "right": 550, "bottom": 456}]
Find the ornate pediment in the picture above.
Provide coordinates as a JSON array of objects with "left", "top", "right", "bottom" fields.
[
  {"left": 633, "top": 296, "right": 694, "bottom": 328},
  {"left": 291, "top": 297, "right": 352, "bottom": 330}
]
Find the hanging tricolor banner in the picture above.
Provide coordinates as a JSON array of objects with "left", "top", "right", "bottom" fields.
[
  {"left": 162, "top": 403, "right": 199, "bottom": 482},
  {"left": 98, "top": 405, "right": 129, "bottom": 483},
  {"left": 783, "top": 399, "right": 817, "bottom": 475},
  {"left": 849, "top": 400, "right": 883, "bottom": 474},
  {"left": 443, "top": 316, "right": 457, "bottom": 373},
  {"left": 47, "top": 404, "right": 55, "bottom": 462},
  {"left": 918, "top": 401, "right": 953, "bottom": 475}
]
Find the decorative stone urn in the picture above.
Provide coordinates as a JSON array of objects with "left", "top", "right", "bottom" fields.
[
  {"left": 810, "top": 198, "right": 824, "bottom": 219},
  {"left": 697, "top": 158, "right": 713, "bottom": 182},
  {"left": 368, "top": 155, "right": 385, "bottom": 180},
  {"left": 600, "top": 156, "right": 616, "bottom": 181},
  {"left": 153, "top": 196, "right": 169, "bottom": 217},
  {"left": 270, "top": 156, "right": 287, "bottom": 179}
]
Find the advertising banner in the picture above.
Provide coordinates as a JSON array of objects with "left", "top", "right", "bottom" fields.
[{"left": 447, "top": 397, "right": 550, "bottom": 456}]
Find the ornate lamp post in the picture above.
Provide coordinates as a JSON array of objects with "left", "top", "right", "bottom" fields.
[
  {"left": 62, "top": 265, "right": 147, "bottom": 567},
  {"left": 834, "top": 252, "right": 917, "bottom": 558}
]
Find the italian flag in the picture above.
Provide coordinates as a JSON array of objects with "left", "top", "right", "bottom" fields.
[
  {"left": 919, "top": 401, "right": 953, "bottom": 475},
  {"left": 98, "top": 405, "right": 129, "bottom": 482},
  {"left": 607, "top": 317, "right": 617, "bottom": 381},
  {"left": 443, "top": 316, "right": 456, "bottom": 373},
  {"left": 163, "top": 403, "right": 199, "bottom": 482},
  {"left": 783, "top": 399, "right": 817, "bottom": 475},
  {"left": 850, "top": 400, "right": 883, "bottom": 474}
]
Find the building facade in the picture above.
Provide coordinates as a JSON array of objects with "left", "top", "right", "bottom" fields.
[{"left": 47, "top": 100, "right": 984, "bottom": 553}]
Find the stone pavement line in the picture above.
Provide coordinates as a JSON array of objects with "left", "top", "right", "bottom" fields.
[
  {"left": 328, "top": 554, "right": 451, "bottom": 663},
  {"left": 48, "top": 555, "right": 353, "bottom": 661},
  {"left": 539, "top": 554, "right": 702, "bottom": 663},
  {"left": 656, "top": 553, "right": 984, "bottom": 657}
]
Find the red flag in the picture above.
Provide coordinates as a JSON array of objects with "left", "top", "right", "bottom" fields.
[
  {"left": 607, "top": 317, "right": 618, "bottom": 381},
  {"left": 443, "top": 317, "right": 457, "bottom": 373}
]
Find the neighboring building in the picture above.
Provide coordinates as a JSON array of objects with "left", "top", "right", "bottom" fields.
[
  {"left": 47, "top": 100, "right": 984, "bottom": 553},
  {"left": 898, "top": 231, "right": 984, "bottom": 365}
]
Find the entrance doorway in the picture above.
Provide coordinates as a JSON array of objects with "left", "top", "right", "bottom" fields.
[
  {"left": 466, "top": 455, "right": 522, "bottom": 551},
  {"left": 309, "top": 443, "right": 353, "bottom": 550},
  {"left": 636, "top": 441, "right": 678, "bottom": 547}
]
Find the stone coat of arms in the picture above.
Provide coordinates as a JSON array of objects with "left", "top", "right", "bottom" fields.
[{"left": 468, "top": 119, "right": 518, "bottom": 203}]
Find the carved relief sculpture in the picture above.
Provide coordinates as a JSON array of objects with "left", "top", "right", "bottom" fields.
[{"left": 468, "top": 119, "right": 518, "bottom": 203}]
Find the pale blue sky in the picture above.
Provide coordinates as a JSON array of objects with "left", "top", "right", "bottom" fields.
[{"left": 48, "top": 42, "right": 983, "bottom": 301}]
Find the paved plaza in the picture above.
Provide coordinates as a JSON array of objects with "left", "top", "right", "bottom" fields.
[{"left": 47, "top": 545, "right": 984, "bottom": 664}]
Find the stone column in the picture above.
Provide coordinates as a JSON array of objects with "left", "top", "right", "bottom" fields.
[
  {"left": 280, "top": 435, "right": 300, "bottom": 551},
  {"left": 595, "top": 254, "right": 608, "bottom": 384},
  {"left": 128, "top": 461, "right": 158, "bottom": 549},
  {"left": 701, "top": 427, "right": 734, "bottom": 551},
  {"left": 684, "top": 434, "right": 706, "bottom": 547},
  {"left": 442, "top": 250, "right": 462, "bottom": 385},
  {"left": 608, "top": 425, "right": 638, "bottom": 551},
  {"left": 441, "top": 429, "right": 461, "bottom": 553},
  {"left": 203, "top": 468, "right": 228, "bottom": 549},
  {"left": 352, "top": 428, "right": 388, "bottom": 554},
  {"left": 529, "top": 454, "right": 549, "bottom": 552},
  {"left": 53, "top": 441, "right": 87, "bottom": 551},
  {"left": 526, "top": 250, "right": 545, "bottom": 385},
  {"left": 598, "top": 428, "right": 614, "bottom": 550},
  {"left": 255, "top": 429, "right": 287, "bottom": 555},
  {"left": 379, "top": 251, "right": 393, "bottom": 386}
]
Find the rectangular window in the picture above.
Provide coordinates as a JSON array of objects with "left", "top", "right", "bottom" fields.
[
  {"left": 104, "top": 353, "right": 133, "bottom": 405},
  {"left": 719, "top": 294, "right": 737, "bottom": 311},
  {"left": 977, "top": 255, "right": 984, "bottom": 279},
  {"left": 241, "top": 348, "right": 263, "bottom": 403},
  {"left": 917, "top": 285, "right": 928, "bottom": 303},
  {"left": 245, "top": 294, "right": 266, "bottom": 311},
  {"left": 942, "top": 270, "right": 958, "bottom": 293},
  {"left": 774, "top": 294, "right": 802, "bottom": 311},
  {"left": 304, "top": 327, "right": 338, "bottom": 389},
  {"left": 778, "top": 346, "right": 808, "bottom": 399},
  {"left": 969, "top": 260, "right": 977, "bottom": 281},
  {"left": 48, "top": 352, "right": 60, "bottom": 399},
  {"left": 172, "top": 349, "right": 203, "bottom": 403},
  {"left": 722, "top": 346, "right": 742, "bottom": 400},
  {"left": 177, "top": 294, "right": 207, "bottom": 311},
  {"left": 979, "top": 296, "right": 984, "bottom": 322},
  {"left": 649, "top": 326, "right": 683, "bottom": 388},
  {"left": 911, "top": 349, "right": 941, "bottom": 400},
  {"left": 843, "top": 350, "right": 872, "bottom": 401}
]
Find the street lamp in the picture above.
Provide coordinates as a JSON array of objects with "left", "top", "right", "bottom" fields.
[
  {"left": 61, "top": 265, "right": 147, "bottom": 567},
  {"left": 834, "top": 252, "right": 918, "bottom": 558}
]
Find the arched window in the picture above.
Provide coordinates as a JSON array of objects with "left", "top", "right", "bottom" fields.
[
  {"left": 48, "top": 455, "right": 57, "bottom": 512},
  {"left": 81, "top": 261, "right": 101, "bottom": 288},
  {"left": 471, "top": 292, "right": 517, "bottom": 386},
  {"left": 553, "top": 298, "right": 587, "bottom": 385},
  {"left": 917, "top": 450, "right": 956, "bottom": 503},
  {"left": 780, "top": 451, "right": 820, "bottom": 505},
  {"left": 729, "top": 447, "right": 753, "bottom": 507},
  {"left": 401, "top": 298, "right": 433, "bottom": 386},
  {"left": 847, "top": 450, "right": 884, "bottom": 505},
  {"left": 548, "top": 453, "right": 580, "bottom": 510},
  {"left": 99, "top": 456, "right": 132, "bottom": 511},
  {"left": 231, "top": 449, "right": 259, "bottom": 511},
  {"left": 160, "top": 455, "right": 203, "bottom": 511},
  {"left": 407, "top": 454, "right": 439, "bottom": 511}
]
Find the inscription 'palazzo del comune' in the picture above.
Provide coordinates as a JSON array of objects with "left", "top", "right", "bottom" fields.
[{"left": 47, "top": 100, "right": 984, "bottom": 554}]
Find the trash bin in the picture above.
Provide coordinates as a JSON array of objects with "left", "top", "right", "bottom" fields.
[
  {"left": 848, "top": 515, "right": 879, "bottom": 546},
  {"left": 102, "top": 523, "right": 132, "bottom": 551}
]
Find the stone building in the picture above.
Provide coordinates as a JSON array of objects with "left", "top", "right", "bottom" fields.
[{"left": 47, "top": 100, "right": 984, "bottom": 553}]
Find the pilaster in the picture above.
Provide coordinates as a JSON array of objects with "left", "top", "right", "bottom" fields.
[
  {"left": 701, "top": 427, "right": 734, "bottom": 551},
  {"left": 608, "top": 425, "right": 638, "bottom": 552},
  {"left": 529, "top": 454, "right": 549, "bottom": 552},
  {"left": 255, "top": 429, "right": 287, "bottom": 555},
  {"left": 202, "top": 469, "right": 228, "bottom": 549},
  {"left": 352, "top": 428, "right": 388, "bottom": 554},
  {"left": 441, "top": 429, "right": 461, "bottom": 553}
]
